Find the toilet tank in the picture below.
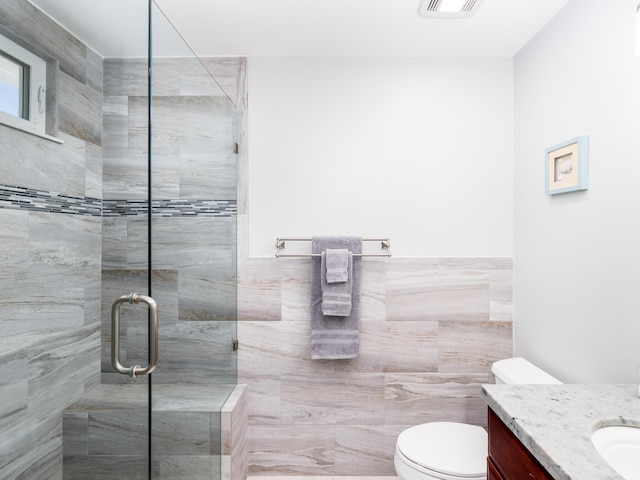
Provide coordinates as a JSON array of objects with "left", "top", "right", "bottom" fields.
[{"left": 491, "top": 357, "right": 562, "bottom": 385}]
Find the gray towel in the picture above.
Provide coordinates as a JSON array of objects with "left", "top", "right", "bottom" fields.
[
  {"left": 311, "top": 236, "right": 362, "bottom": 360},
  {"left": 321, "top": 251, "right": 353, "bottom": 316},
  {"left": 325, "top": 248, "right": 349, "bottom": 283}
]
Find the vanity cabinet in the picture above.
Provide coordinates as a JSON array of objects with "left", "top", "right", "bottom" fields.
[{"left": 487, "top": 408, "right": 554, "bottom": 480}]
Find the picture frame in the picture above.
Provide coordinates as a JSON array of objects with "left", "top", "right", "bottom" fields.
[{"left": 545, "top": 135, "right": 589, "bottom": 195}]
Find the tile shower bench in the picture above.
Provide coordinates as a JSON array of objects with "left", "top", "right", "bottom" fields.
[{"left": 62, "top": 383, "right": 247, "bottom": 480}]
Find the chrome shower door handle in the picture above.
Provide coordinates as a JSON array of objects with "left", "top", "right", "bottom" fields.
[{"left": 111, "top": 293, "right": 159, "bottom": 378}]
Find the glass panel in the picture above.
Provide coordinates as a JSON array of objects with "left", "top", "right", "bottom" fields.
[
  {"left": 98, "top": 2, "right": 153, "bottom": 477},
  {"left": 0, "top": 52, "right": 25, "bottom": 118},
  {"left": 150, "top": 3, "right": 238, "bottom": 479},
  {"left": 11, "top": 1, "right": 238, "bottom": 478}
]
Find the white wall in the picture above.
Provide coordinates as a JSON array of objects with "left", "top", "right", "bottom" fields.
[
  {"left": 247, "top": 57, "right": 514, "bottom": 258},
  {"left": 514, "top": 0, "right": 640, "bottom": 383}
]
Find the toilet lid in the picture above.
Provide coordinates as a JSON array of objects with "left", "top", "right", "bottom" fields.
[{"left": 396, "top": 422, "right": 488, "bottom": 478}]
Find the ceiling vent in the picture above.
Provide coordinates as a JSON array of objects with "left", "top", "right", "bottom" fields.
[{"left": 419, "top": 0, "right": 484, "bottom": 18}]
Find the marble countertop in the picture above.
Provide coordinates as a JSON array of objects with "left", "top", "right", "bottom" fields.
[{"left": 482, "top": 383, "right": 640, "bottom": 480}]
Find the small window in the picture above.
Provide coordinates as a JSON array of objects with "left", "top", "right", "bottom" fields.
[{"left": 0, "top": 34, "right": 47, "bottom": 136}]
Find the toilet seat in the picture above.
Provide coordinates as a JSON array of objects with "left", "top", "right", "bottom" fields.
[{"left": 395, "top": 422, "right": 487, "bottom": 479}]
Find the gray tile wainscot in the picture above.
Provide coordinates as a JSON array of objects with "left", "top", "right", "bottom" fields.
[{"left": 482, "top": 384, "right": 640, "bottom": 480}]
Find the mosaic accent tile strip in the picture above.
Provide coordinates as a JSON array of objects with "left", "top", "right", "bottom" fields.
[
  {"left": 103, "top": 199, "right": 237, "bottom": 217},
  {"left": 0, "top": 185, "right": 237, "bottom": 218},
  {"left": 0, "top": 184, "right": 102, "bottom": 216}
]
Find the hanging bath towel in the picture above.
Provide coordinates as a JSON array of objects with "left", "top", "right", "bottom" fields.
[
  {"left": 320, "top": 249, "right": 353, "bottom": 316},
  {"left": 310, "top": 236, "right": 362, "bottom": 360}
]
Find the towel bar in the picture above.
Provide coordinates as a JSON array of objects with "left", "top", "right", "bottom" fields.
[{"left": 275, "top": 237, "right": 391, "bottom": 257}]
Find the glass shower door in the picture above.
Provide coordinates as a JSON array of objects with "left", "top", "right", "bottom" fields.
[
  {"left": 100, "top": 1, "right": 239, "bottom": 479},
  {"left": 147, "top": 2, "right": 239, "bottom": 479}
]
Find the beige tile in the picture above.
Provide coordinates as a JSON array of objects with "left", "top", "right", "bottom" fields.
[
  {"left": 238, "top": 321, "right": 336, "bottom": 375},
  {"left": 281, "top": 373, "right": 385, "bottom": 425},
  {"left": 237, "top": 215, "right": 250, "bottom": 264},
  {"left": 103, "top": 96, "right": 129, "bottom": 148},
  {"left": 179, "top": 143, "right": 237, "bottom": 200},
  {"left": 248, "top": 425, "right": 335, "bottom": 475},
  {"left": 179, "top": 57, "right": 228, "bottom": 97},
  {"left": 85, "top": 141, "right": 103, "bottom": 199},
  {"left": 335, "top": 320, "right": 438, "bottom": 374},
  {"left": 102, "top": 146, "right": 149, "bottom": 199},
  {"left": 386, "top": 268, "right": 490, "bottom": 322},
  {"left": 128, "top": 96, "right": 235, "bottom": 150},
  {"left": 384, "top": 373, "right": 492, "bottom": 426},
  {"left": 335, "top": 425, "right": 404, "bottom": 475},
  {"left": 200, "top": 57, "right": 242, "bottom": 101},
  {"left": 248, "top": 477, "right": 331, "bottom": 480},
  {"left": 360, "top": 258, "right": 387, "bottom": 322},
  {"left": 490, "top": 268, "right": 513, "bottom": 322},
  {"left": 355, "top": 477, "right": 400, "bottom": 480},
  {"left": 0, "top": 129, "right": 86, "bottom": 195},
  {"left": 0, "top": 209, "right": 29, "bottom": 281},
  {"left": 279, "top": 258, "right": 312, "bottom": 323},
  {"left": 222, "top": 385, "right": 249, "bottom": 480},
  {"left": 236, "top": 59, "right": 249, "bottom": 215},
  {"left": 179, "top": 266, "right": 236, "bottom": 321},
  {"left": 238, "top": 374, "right": 282, "bottom": 425},
  {"left": 438, "top": 321, "right": 513, "bottom": 373},
  {"left": 58, "top": 70, "right": 103, "bottom": 146},
  {"left": 104, "top": 58, "right": 147, "bottom": 96},
  {"left": 155, "top": 456, "right": 218, "bottom": 480},
  {"left": 150, "top": 147, "right": 180, "bottom": 199},
  {"left": 238, "top": 259, "right": 282, "bottom": 321},
  {"left": 152, "top": 412, "right": 211, "bottom": 455},
  {"left": 101, "top": 217, "right": 127, "bottom": 269}
]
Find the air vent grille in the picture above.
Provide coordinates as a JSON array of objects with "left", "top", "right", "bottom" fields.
[{"left": 419, "top": 0, "right": 484, "bottom": 18}]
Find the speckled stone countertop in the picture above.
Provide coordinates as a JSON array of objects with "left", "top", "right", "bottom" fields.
[{"left": 482, "top": 384, "right": 640, "bottom": 480}]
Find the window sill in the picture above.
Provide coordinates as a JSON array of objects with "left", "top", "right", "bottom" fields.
[{"left": 1, "top": 122, "right": 64, "bottom": 144}]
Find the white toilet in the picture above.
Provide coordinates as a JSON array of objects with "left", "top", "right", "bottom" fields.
[{"left": 394, "top": 357, "right": 562, "bottom": 480}]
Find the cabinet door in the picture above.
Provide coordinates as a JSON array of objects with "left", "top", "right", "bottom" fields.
[
  {"left": 487, "top": 459, "right": 505, "bottom": 480},
  {"left": 488, "top": 408, "right": 554, "bottom": 480}
]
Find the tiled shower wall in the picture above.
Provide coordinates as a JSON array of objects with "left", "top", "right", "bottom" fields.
[
  {"left": 237, "top": 254, "right": 513, "bottom": 475},
  {"left": 100, "top": 57, "right": 243, "bottom": 385},
  {"left": 0, "top": 0, "right": 103, "bottom": 477},
  {"left": 60, "top": 57, "right": 247, "bottom": 479}
]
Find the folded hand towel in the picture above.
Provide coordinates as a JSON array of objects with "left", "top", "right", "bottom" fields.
[
  {"left": 311, "top": 236, "right": 362, "bottom": 360},
  {"left": 321, "top": 251, "right": 353, "bottom": 316},
  {"left": 325, "top": 248, "right": 349, "bottom": 284}
]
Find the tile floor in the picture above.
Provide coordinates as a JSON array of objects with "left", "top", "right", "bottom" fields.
[{"left": 248, "top": 477, "right": 399, "bottom": 480}]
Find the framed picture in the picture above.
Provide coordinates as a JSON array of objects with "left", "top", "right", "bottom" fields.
[{"left": 545, "top": 136, "right": 589, "bottom": 195}]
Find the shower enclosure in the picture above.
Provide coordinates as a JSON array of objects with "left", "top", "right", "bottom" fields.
[
  {"left": 66, "top": 3, "right": 240, "bottom": 478},
  {"left": 0, "top": 0, "right": 241, "bottom": 478}
]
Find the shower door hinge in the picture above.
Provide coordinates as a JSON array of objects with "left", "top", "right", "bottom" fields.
[
  {"left": 233, "top": 142, "right": 239, "bottom": 154},
  {"left": 232, "top": 339, "right": 239, "bottom": 351}
]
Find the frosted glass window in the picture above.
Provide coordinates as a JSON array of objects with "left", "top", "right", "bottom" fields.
[
  {"left": 0, "top": 34, "right": 47, "bottom": 137},
  {"left": 0, "top": 53, "right": 26, "bottom": 118}
]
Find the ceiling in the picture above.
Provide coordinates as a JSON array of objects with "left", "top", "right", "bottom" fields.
[{"left": 28, "top": 0, "right": 571, "bottom": 58}]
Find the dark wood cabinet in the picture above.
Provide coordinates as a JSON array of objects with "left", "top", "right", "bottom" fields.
[
  {"left": 487, "top": 408, "right": 554, "bottom": 480},
  {"left": 487, "top": 457, "right": 504, "bottom": 480}
]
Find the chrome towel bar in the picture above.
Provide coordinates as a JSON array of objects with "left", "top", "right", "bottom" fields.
[{"left": 276, "top": 237, "right": 391, "bottom": 257}]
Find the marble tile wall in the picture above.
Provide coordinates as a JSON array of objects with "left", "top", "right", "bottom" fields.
[
  {"left": 0, "top": 0, "right": 104, "bottom": 478},
  {"left": 237, "top": 257, "right": 512, "bottom": 475},
  {"left": 101, "top": 57, "right": 242, "bottom": 386},
  {"left": 221, "top": 384, "right": 249, "bottom": 480},
  {"left": 63, "top": 384, "right": 246, "bottom": 480},
  {"left": 62, "top": 56, "right": 246, "bottom": 479}
]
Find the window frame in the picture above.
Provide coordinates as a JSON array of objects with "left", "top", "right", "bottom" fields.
[{"left": 0, "top": 33, "right": 48, "bottom": 137}]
